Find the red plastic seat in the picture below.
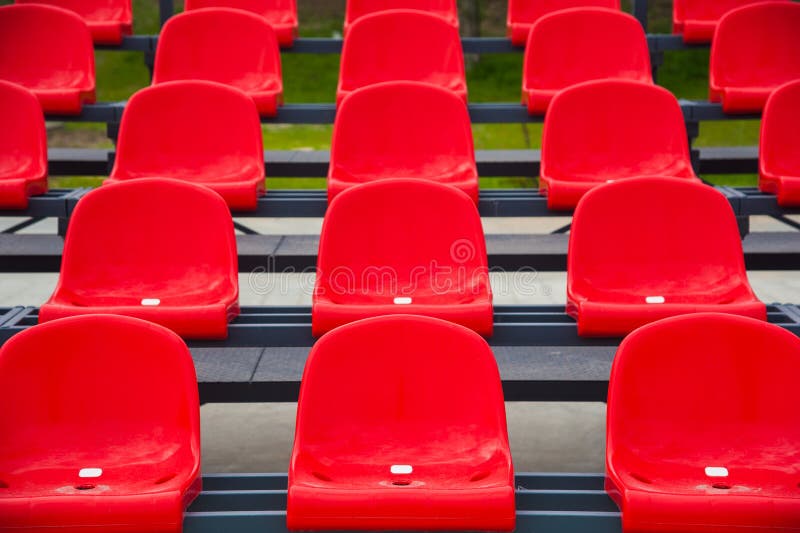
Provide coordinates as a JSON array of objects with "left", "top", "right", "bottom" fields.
[
  {"left": 313, "top": 179, "right": 492, "bottom": 337},
  {"left": 540, "top": 79, "right": 699, "bottom": 210},
  {"left": 760, "top": 80, "right": 800, "bottom": 206},
  {"left": 567, "top": 177, "right": 766, "bottom": 337},
  {"left": 337, "top": 10, "right": 466, "bottom": 106},
  {"left": 607, "top": 313, "right": 800, "bottom": 532},
  {"left": 672, "top": 0, "right": 762, "bottom": 44},
  {"left": 39, "top": 179, "right": 239, "bottom": 339},
  {"left": 153, "top": 8, "right": 283, "bottom": 117},
  {"left": 709, "top": 1, "right": 800, "bottom": 114},
  {"left": 522, "top": 8, "right": 652, "bottom": 115},
  {"left": 344, "top": 0, "right": 458, "bottom": 33},
  {"left": 507, "top": 0, "right": 620, "bottom": 46},
  {"left": 329, "top": 81, "right": 478, "bottom": 202},
  {"left": 0, "top": 81, "right": 48, "bottom": 209},
  {"left": 107, "top": 81, "right": 265, "bottom": 210},
  {"left": 0, "top": 314, "right": 201, "bottom": 533},
  {"left": 0, "top": 4, "right": 95, "bottom": 114},
  {"left": 183, "top": 0, "right": 297, "bottom": 47},
  {"left": 16, "top": 0, "right": 132, "bottom": 45},
  {"left": 288, "top": 314, "right": 515, "bottom": 531}
]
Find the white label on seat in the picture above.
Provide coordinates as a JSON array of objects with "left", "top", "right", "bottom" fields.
[
  {"left": 705, "top": 467, "right": 729, "bottom": 478},
  {"left": 79, "top": 468, "right": 102, "bottom": 478},
  {"left": 393, "top": 297, "right": 412, "bottom": 305},
  {"left": 606, "top": 180, "right": 615, "bottom": 183},
  {"left": 391, "top": 465, "right": 413, "bottom": 475},
  {"left": 646, "top": 296, "right": 665, "bottom": 304},
  {"left": 141, "top": 298, "right": 161, "bottom": 306}
]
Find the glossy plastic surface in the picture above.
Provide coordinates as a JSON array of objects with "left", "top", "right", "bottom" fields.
[
  {"left": 337, "top": 9, "right": 466, "bottom": 105},
  {"left": 760, "top": 80, "right": 800, "bottom": 206},
  {"left": 672, "top": 0, "right": 760, "bottom": 43},
  {"left": 0, "top": 4, "right": 95, "bottom": 114},
  {"left": 540, "top": 79, "right": 699, "bottom": 210},
  {"left": 288, "top": 315, "right": 515, "bottom": 531},
  {"left": 568, "top": 178, "right": 765, "bottom": 336},
  {"left": 507, "top": 0, "right": 620, "bottom": 46},
  {"left": 313, "top": 179, "right": 492, "bottom": 336},
  {"left": 0, "top": 81, "right": 47, "bottom": 209},
  {"left": 39, "top": 179, "right": 239, "bottom": 339},
  {"left": 607, "top": 313, "right": 800, "bottom": 532},
  {"left": 108, "top": 81, "right": 265, "bottom": 210},
  {"left": 183, "top": 0, "right": 297, "bottom": 46},
  {"left": 0, "top": 314, "right": 201, "bottom": 533},
  {"left": 709, "top": 1, "right": 800, "bottom": 113},
  {"left": 16, "top": 0, "right": 132, "bottom": 44},
  {"left": 329, "top": 81, "right": 478, "bottom": 202},
  {"left": 522, "top": 8, "right": 652, "bottom": 115},
  {"left": 153, "top": 8, "right": 283, "bottom": 116},
  {"left": 344, "top": 0, "right": 458, "bottom": 33}
]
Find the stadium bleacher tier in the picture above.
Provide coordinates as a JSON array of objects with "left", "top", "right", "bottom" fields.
[
  {"left": 288, "top": 315, "right": 515, "bottom": 531},
  {"left": 760, "top": 80, "right": 800, "bottom": 207},
  {"left": 522, "top": 7, "right": 652, "bottom": 115},
  {"left": 183, "top": 0, "right": 298, "bottom": 47},
  {"left": 16, "top": 0, "right": 132, "bottom": 45},
  {"left": 0, "top": 315, "right": 201, "bottom": 533},
  {"left": 0, "top": 81, "right": 48, "bottom": 209},
  {"left": 567, "top": 177, "right": 766, "bottom": 337},
  {"left": 506, "top": 0, "right": 620, "bottom": 46},
  {"left": 0, "top": 4, "right": 95, "bottom": 115},
  {"left": 710, "top": 0, "right": 800, "bottom": 113},
  {"left": 152, "top": 7, "right": 283, "bottom": 117},
  {"left": 343, "top": 0, "right": 459, "bottom": 33},
  {"left": 337, "top": 9, "right": 466, "bottom": 105},
  {"left": 329, "top": 81, "right": 479, "bottom": 202},
  {"left": 312, "top": 179, "right": 492, "bottom": 337},
  {"left": 607, "top": 313, "right": 800, "bottom": 532},
  {"left": 38, "top": 179, "right": 240, "bottom": 339},
  {"left": 107, "top": 80, "right": 266, "bottom": 210},
  {"left": 672, "top": 0, "right": 762, "bottom": 44}
]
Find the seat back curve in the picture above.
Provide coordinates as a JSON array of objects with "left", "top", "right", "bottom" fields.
[
  {"left": 759, "top": 80, "right": 800, "bottom": 205},
  {"left": 507, "top": 0, "right": 620, "bottom": 45},
  {"left": 15, "top": 0, "right": 132, "bottom": 44},
  {"left": 344, "top": 0, "right": 458, "bottom": 31},
  {"left": 672, "top": 0, "right": 762, "bottom": 42},
  {"left": 183, "top": 0, "right": 298, "bottom": 45}
]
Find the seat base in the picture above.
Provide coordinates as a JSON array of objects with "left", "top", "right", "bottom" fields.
[
  {"left": 540, "top": 175, "right": 701, "bottom": 210},
  {"left": 507, "top": 23, "right": 531, "bottom": 47},
  {"left": 105, "top": 176, "right": 265, "bottom": 211},
  {"left": 327, "top": 175, "right": 479, "bottom": 204},
  {"left": 759, "top": 173, "right": 800, "bottom": 207},
  {"left": 523, "top": 88, "right": 556, "bottom": 115},
  {"left": 711, "top": 86, "right": 775, "bottom": 114},
  {"left": 0, "top": 176, "right": 47, "bottom": 209},
  {"left": 673, "top": 20, "right": 717, "bottom": 43},
  {"left": 88, "top": 20, "right": 133, "bottom": 45}
]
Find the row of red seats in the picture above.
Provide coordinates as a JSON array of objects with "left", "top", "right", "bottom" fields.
[{"left": 2, "top": 311, "right": 799, "bottom": 532}]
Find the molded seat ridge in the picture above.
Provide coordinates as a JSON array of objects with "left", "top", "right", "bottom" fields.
[
  {"left": 507, "top": 0, "right": 620, "bottom": 46},
  {"left": 183, "top": 0, "right": 298, "bottom": 46},
  {"left": 16, "top": 0, "right": 132, "bottom": 45},
  {"left": 344, "top": 0, "right": 458, "bottom": 32}
]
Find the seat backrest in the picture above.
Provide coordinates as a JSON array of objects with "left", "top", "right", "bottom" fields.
[
  {"left": 0, "top": 81, "right": 47, "bottom": 178},
  {"left": 111, "top": 81, "right": 263, "bottom": 180},
  {"left": 15, "top": 0, "right": 132, "bottom": 22},
  {"left": 184, "top": 0, "right": 296, "bottom": 22},
  {"left": 294, "top": 315, "right": 508, "bottom": 449},
  {"left": 339, "top": 10, "right": 465, "bottom": 95},
  {"left": 508, "top": 0, "right": 619, "bottom": 24},
  {"left": 524, "top": 8, "right": 651, "bottom": 91},
  {"left": 331, "top": 81, "right": 474, "bottom": 182},
  {"left": 674, "top": 0, "right": 760, "bottom": 21},
  {"left": 761, "top": 80, "right": 800, "bottom": 176},
  {"left": 316, "top": 179, "right": 488, "bottom": 301},
  {"left": 608, "top": 313, "right": 800, "bottom": 462},
  {"left": 542, "top": 80, "right": 693, "bottom": 179},
  {"left": 55, "top": 178, "right": 238, "bottom": 302},
  {"left": 345, "top": 0, "right": 457, "bottom": 27},
  {"left": 710, "top": 1, "right": 800, "bottom": 88},
  {"left": 0, "top": 4, "right": 94, "bottom": 91},
  {"left": 153, "top": 8, "right": 281, "bottom": 87},
  {"left": 568, "top": 178, "right": 748, "bottom": 300}
]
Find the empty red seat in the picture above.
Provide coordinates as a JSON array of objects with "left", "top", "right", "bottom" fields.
[
  {"left": 568, "top": 177, "right": 765, "bottom": 337},
  {"left": 337, "top": 10, "right": 466, "bottom": 105},
  {"left": 760, "top": 80, "right": 800, "bottom": 206},
  {"left": 672, "top": 0, "right": 761, "bottom": 43},
  {"left": 329, "top": 81, "right": 478, "bottom": 202},
  {"left": 288, "top": 314, "right": 515, "bottom": 531},
  {"left": 344, "top": 0, "right": 458, "bottom": 33},
  {"left": 710, "top": 1, "right": 800, "bottom": 113},
  {"left": 0, "top": 81, "right": 48, "bottom": 209},
  {"left": 183, "top": 0, "right": 298, "bottom": 47},
  {"left": 540, "top": 79, "right": 699, "bottom": 210},
  {"left": 0, "top": 4, "right": 95, "bottom": 114},
  {"left": 153, "top": 8, "right": 283, "bottom": 117},
  {"left": 507, "top": 0, "right": 620, "bottom": 46},
  {"left": 16, "top": 0, "right": 132, "bottom": 45},
  {"left": 522, "top": 8, "right": 652, "bottom": 115},
  {"left": 39, "top": 179, "right": 239, "bottom": 339},
  {"left": 313, "top": 179, "right": 492, "bottom": 336},
  {"left": 107, "top": 80, "right": 265, "bottom": 210},
  {"left": 607, "top": 313, "right": 800, "bottom": 532},
  {"left": 0, "top": 314, "right": 201, "bottom": 533}
]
